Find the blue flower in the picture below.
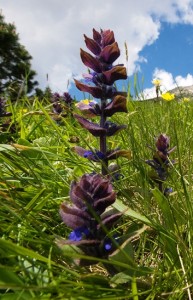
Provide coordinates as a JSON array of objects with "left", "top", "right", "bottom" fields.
[
  {"left": 83, "top": 151, "right": 93, "bottom": 158},
  {"left": 104, "top": 243, "right": 112, "bottom": 251},
  {"left": 112, "top": 173, "right": 124, "bottom": 181},
  {"left": 83, "top": 150, "right": 105, "bottom": 160},
  {"left": 69, "top": 226, "right": 90, "bottom": 241},
  {"left": 95, "top": 151, "right": 105, "bottom": 159},
  {"left": 164, "top": 187, "right": 173, "bottom": 196},
  {"left": 103, "top": 235, "right": 120, "bottom": 252}
]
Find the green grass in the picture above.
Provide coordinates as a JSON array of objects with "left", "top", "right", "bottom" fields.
[{"left": 1, "top": 96, "right": 193, "bottom": 299}]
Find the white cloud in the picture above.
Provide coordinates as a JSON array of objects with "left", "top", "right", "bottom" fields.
[
  {"left": 143, "top": 69, "right": 193, "bottom": 99},
  {"left": 175, "top": 73, "right": 193, "bottom": 86},
  {"left": 1, "top": 0, "right": 193, "bottom": 92}
]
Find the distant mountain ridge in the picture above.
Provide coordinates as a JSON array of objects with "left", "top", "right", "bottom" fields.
[
  {"left": 144, "top": 85, "right": 193, "bottom": 101},
  {"left": 169, "top": 85, "right": 193, "bottom": 97}
]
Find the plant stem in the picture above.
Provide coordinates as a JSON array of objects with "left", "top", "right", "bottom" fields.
[
  {"left": 131, "top": 277, "right": 139, "bottom": 300},
  {"left": 100, "top": 99, "right": 108, "bottom": 175}
]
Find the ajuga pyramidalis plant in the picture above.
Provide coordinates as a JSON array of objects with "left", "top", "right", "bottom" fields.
[
  {"left": 146, "top": 134, "right": 176, "bottom": 194},
  {"left": 73, "top": 28, "right": 131, "bottom": 174},
  {"left": 51, "top": 92, "right": 74, "bottom": 116},
  {"left": 0, "top": 96, "right": 16, "bottom": 140},
  {"left": 0, "top": 97, "right": 12, "bottom": 118},
  {"left": 59, "top": 29, "right": 131, "bottom": 264}
]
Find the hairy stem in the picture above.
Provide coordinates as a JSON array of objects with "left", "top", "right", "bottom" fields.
[{"left": 100, "top": 99, "right": 108, "bottom": 175}]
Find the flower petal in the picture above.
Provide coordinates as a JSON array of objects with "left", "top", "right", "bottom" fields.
[
  {"left": 93, "top": 178, "right": 111, "bottom": 197},
  {"left": 94, "top": 192, "right": 116, "bottom": 214},
  {"left": 84, "top": 35, "right": 101, "bottom": 55},
  {"left": 156, "top": 134, "right": 170, "bottom": 152},
  {"left": 74, "top": 114, "right": 107, "bottom": 136},
  {"left": 70, "top": 181, "right": 87, "bottom": 209},
  {"left": 73, "top": 146, "right": 105, "bottom": 162},
  {"left": 102, "top": 30, "right": 115, "bottom": 47},
  {"left": 99, "top": 212, "right": 122, "bottom": 230},
  {"left": 93, "top": 28, "right": 101, "bottom": 44},
  {"left": 103, "top": 66, "right": 127, "bottom": 85},
  {"left": 74, "top": 79, "right": 103, "bottom": 98},
  {"left": 73, "top": 184, "right": 94, "bottom": 207},
  {"left": 105, "top": 121, "right": 127, "bottom": 136},
  {"left": 80, "top": 49, "right": 102, "bottom": 72},
  {"left": 72, "top": 146, "right": 88, "bottom": 157},
  {"left": 107, "top": 149, "right": 132, "bottom": 160},
  {"left": 161, "top": 92, "right": 175, "bottom": 101},
  {"left": 100, "top": 42, "right": 120, "bottom": 64},
  {"left": 75, "top": 100, "right": 99, "bottom": 117},
  {"left": 59, "top": 203, "right": 90, "bottom": 229},
  {"left": 104, "top": 96, "right": 128, "bottom": 116}
]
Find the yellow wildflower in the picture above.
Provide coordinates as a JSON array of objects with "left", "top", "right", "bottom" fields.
[
  {"left": 152, "top": 79, "right": 161, "bottom": 86},
  {"left": 161, "top": 92, "right": 175, "bottom": 101},
  {"left": 75, "top": 99, "right": 97, "bottom": 117},
  {"left": 19, "top": 108, "right": 28, "bottom": 113},
  {"left": 75, "top": 99, "right": 91, "bottom": 106},
  {"left": 182, "top": 97, "right": 190, "bottom": 103}
]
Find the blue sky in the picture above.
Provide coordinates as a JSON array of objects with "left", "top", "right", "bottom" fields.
[
  {"left": 140, "top": 23, "right": 193, "bottom": 92},
  {"left": 142, "top": 23, "right": 193, "bottom": 76},
  {"left": 1, "top": 0, "right": 193, "bottom": 99}
]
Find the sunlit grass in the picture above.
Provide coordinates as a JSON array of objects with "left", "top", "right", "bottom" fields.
[{"left": 1, "top": 94, "right": 193, "bottom": 299}]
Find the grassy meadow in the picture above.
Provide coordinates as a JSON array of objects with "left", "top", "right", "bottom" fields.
[{"left": 1, "top": 93, "right": 193, "bottom": 299}]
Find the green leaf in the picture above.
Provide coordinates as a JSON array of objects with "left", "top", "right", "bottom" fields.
[
  {"left": 113, "top": 199, "right": 152, "bottom": 225},
  {"left": 17, "top": 138, "right": 33, "bottom": 146},
  {"left": 109, "top": 238, "right": 135, "bottom": 272},
  {"left": 0, "top": 144, "right": 16, "bottom": 152},
  {"left": 25, "top": 187, "right": 47, "bottom": 211},
  {"left": 0, "top": 266, "right": 23, "bottom": 285},
  {"left": 110, "top": 271, "right": 132, "bottom": 285},
  {"left": 151, "top": 188, "right": 175, "bottom": 231},
  {"left": 0, "top": 292, "right": 33, "bottom": 300},
  {"left": 0, "top": 238, "right": 56, "bottom": 265},
  {"left": 56, "top": 242, "right": 85, "bottom": 265},
  {"left": 81, "top": 274, "right": 109, "bottom": 287}
]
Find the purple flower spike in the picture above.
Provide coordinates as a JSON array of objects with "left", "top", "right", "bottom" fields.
[
  {"left": 156, "top": 134, "right": 170, "bottom": 153},
  {"left": 59, "top": 173, "right": 122, "bottom": 260},
  {"left": 75, "top": 28, "right": 128, "bottom": 104},
  {"left": 63, "top": 92, "right": 73, "bottom": 105},
  {"left": 58, "top": 28, "right": 129, "bottom": 264},
  {"left": 0, "top": 97, "right": 12, "bottom": 117},
  {"left": 154, "top": 134, "right": 176, "bottom": 163},
  {"left": 146, "top": 134, "right": 176, "bottom": 193},
  {"left": 69, "top": 174, "right": 116, "bottom": 215}
]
